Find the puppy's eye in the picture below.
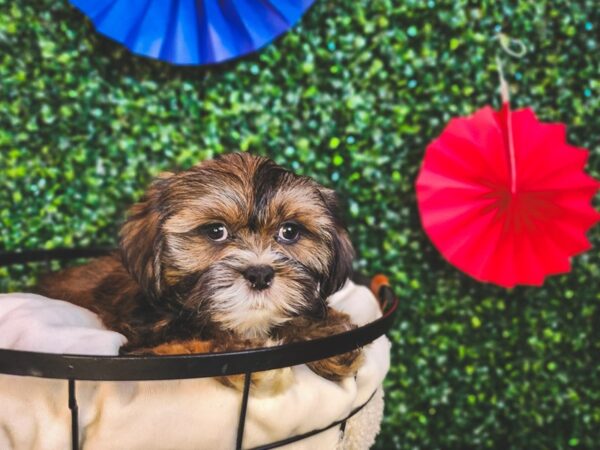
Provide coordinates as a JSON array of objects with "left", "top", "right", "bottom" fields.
[
  {"left": 200, "top": 223, "right": 229, "bottom": 242},
  {"left": 277, "top": 223, "right": 301, "bottom": 244}
]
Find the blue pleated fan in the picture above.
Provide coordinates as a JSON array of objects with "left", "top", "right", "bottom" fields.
[{"left": 70, "top": 0, "right": 316, "bottom": 65}]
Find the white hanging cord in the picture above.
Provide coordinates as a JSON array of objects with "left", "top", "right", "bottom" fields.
[
  {"left": 492, "top": 33, "right": 527, "bottom": 194},
  {"left": 495, "top": 55, "right": 511, "bottom": 104}
]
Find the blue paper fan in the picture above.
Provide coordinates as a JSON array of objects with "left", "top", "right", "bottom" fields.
[{"left": 70, "top": 0, "right": 316, "bottom": 65}]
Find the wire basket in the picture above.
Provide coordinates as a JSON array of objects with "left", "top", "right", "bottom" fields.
[{"left": 0, "top": 248, "right": 398, "bottom": 450}]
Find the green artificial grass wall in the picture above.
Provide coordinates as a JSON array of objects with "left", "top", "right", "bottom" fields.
[{"left": 1, "top": 0, "right": 599, "bottom": 448}]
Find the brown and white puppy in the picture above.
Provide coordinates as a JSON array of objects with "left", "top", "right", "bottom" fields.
[{"left": 38, "top": 153, "right": 361, "bottom": 381}]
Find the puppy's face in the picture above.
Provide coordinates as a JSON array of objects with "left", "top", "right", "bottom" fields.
[{"left": 120, "top": 153, "right": 354, "bottom": 339}]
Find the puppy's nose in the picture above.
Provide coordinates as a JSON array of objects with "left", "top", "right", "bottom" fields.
[{"left": 243, "top": 265, "right": 275, "bottom": 291}]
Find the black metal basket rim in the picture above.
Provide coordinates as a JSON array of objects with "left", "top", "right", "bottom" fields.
[{"left": 0, "top": 247, "right": 398, "bottom": 381}]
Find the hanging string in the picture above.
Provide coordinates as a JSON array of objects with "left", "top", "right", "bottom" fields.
[{"left": 493, "top": 33, "right": 527, "bottom": 194}]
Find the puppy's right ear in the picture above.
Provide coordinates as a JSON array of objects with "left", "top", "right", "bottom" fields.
[
  {"left": 317, "top": 188, "right": 355, "bottom": 300},
  {"left": 119, "top": 173, "right": 173, "bottom": 301}
]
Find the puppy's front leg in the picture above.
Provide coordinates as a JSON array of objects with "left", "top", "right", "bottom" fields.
[
  {"left": 130, "top": 339, "right": 294, "bottom": 394},
  {"left": 278, "top": 308, "right": 364, "bottom": 381}
]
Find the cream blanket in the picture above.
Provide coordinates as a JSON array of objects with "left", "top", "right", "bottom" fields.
[{"left": 0, "top": 282, "right": 390, "bottom": 449}]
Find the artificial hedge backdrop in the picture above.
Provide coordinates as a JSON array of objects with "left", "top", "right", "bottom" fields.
[{"left": 1, "top": 0, "right": 599, "bottom": 448}]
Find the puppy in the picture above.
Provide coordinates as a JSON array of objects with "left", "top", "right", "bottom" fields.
[{"left": 38, "top": 153, "right": 362, "bottom": 382}]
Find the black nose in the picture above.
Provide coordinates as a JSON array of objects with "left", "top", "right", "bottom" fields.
[{"left": 243, "top": 265, "right": 275, "bottom": 291}]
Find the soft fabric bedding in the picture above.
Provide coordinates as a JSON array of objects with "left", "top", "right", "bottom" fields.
[{"left": 0, "top": 282, "right": 390, "bottom": 449}]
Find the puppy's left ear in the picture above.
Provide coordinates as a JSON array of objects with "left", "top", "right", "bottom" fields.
[{"left": 318, "top": 188, "right": 355, "bottom": 301}]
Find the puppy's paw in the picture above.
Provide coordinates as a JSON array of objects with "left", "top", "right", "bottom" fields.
[
  {"left": 213, "top": 338, "right": 295, "bottom": 395},
  {"left": 218, "top": 367, "right": 295, "bottom": 396},
  {"left": 127, "top": 339, "right": 213, "bottom": 355},
  {"left": 307, "top": 348, "right": 364, "bottom": 381}
]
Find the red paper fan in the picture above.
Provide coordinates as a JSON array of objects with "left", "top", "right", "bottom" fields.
[{"left": 416, "top": 103, "right": 600, "bottom": 287}]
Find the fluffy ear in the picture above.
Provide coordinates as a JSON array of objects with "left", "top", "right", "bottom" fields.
[
  {"left": 318, "top": 188, "right": 355, "bottom": 301},
  {"left": 119, "top": 173, "right": 172, "bottom": 301}
]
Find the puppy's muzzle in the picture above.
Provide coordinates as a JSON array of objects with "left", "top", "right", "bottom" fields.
[{"left": 243, "top": 265, "right": 275, "bottom": 291}]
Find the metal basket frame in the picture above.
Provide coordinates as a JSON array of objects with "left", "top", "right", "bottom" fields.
[{"left": 0, "top": 248, "right": 398, "bottom": 450}]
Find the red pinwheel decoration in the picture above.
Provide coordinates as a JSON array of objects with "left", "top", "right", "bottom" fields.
[{"left": 416, "top": 39, "right": 599, "bottom": 288}]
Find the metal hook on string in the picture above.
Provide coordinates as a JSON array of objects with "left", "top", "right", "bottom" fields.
[
  {"left": 494, "top": 33, "right": 527, "bottom": 58},
  {"left": 492, "top": 33, "right": 527, "bottom": 103}
]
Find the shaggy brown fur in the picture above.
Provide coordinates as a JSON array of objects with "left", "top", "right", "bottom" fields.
[{"left": 38, "top": 153, "right": 362, "bottom": 381}]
